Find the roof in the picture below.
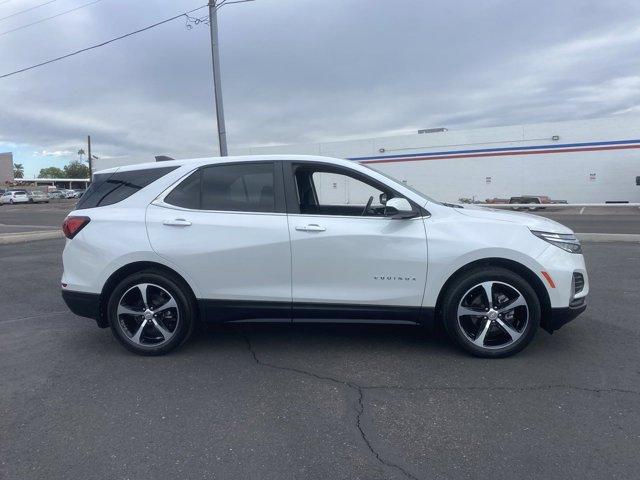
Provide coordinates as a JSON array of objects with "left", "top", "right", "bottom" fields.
[{"left": 94, "top": 154, "right": 347, "bottom": 175}]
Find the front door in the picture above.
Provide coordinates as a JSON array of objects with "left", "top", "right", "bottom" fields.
[
  {"left": 284, "top": 161, "right": 428, "bottom": 322},
  {"left": 146, "top": 161, "right": 292, "bottom": 321}
]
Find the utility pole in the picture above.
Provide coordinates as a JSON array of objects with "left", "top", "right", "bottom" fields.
[
  {"left": 208, "top": 0, "right": 228, "bottom": 156},
  {"left": 87, "top": 135, "right": 92, "bottom": 178}
]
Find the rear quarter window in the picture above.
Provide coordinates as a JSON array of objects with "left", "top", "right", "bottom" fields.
[{"left": 76, "top": 166, "right": 177, "bottom": 209}]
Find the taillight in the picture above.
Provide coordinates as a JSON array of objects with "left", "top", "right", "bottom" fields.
[{"left": 62, "top": 216, "right": 90, "bottom": 239}]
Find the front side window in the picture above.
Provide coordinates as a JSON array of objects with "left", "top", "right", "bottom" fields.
[
  {"left": 293, "top": 164, "right": 402, "bottom": 217},
  {"left": 165, "top": 162, "right": 277, "bottom": 213}
]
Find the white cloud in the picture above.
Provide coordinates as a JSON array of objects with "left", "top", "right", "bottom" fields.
[{"left": 33, "top": 149, "right": 74, "bottom": 157}]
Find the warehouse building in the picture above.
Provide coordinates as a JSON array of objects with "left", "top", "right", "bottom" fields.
[
  {"left": 233, "top": 116, "right": 640, "bottom": 203},
  {"left": 0, "top": 152, "right": 14, "bottom": 185}
]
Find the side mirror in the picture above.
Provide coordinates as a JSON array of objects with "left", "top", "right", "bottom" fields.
[{"left": 385, "top": 197, "right": 416, "bottom": 218}]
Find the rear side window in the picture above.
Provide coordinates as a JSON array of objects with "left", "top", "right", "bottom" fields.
[
  {"left": 164, "top": 170, "right": 201, "bottom": 209},
  {"left": 165, "top": 163, "right": 277, "bottom": 213},
  {"left": 77, "top": 167, "right": 177, "bottom": 209}
]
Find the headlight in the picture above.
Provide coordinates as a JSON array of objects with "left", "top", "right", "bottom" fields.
[{"left": 531, "top": 230, "right": 582, "bottom": 254}]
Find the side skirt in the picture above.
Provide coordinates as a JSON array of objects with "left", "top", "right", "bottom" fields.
[{"left": 198, "top": 299, "right": 435, "bottom": 327}]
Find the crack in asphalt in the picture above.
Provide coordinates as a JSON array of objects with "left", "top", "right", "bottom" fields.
[
  {"left": 353, "top": 387, "right": 420, "bottom": 480},
  {"left": 242, "top": 331, "right": 419, "bottom": 480},
  {"left": 0, "top": 310, "right": 69, "bottom": 325}
]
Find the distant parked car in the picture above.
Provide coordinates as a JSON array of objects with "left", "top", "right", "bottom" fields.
[
  {"left": 509, "top": 195, "right": 552, "bottom": 211},
  {"left": 48, "top": 190, "right": 65, "bottom": 199},
  {"left": 1, "top": 190, "right": 29, "bottom": 205},
  {"left": 74, "top": 189, "right": 86, "bottom": 198},
  {"left": 64, "top": 189, "right": 77, "bottom": 199},
  {"left": 28, "top": 191, "right": 50, "bottom": 204}
]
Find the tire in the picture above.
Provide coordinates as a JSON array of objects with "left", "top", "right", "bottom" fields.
[
  {"left": 441, "top": 267, "right": 540, "bottom": 358},
  {"left": 107, "top": 270, "right": 195, "bottom": 356}
]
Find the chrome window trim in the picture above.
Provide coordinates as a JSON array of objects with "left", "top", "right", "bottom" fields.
[
  {"left": 286, "top": 213, "right": 430, "bottom": 221},
  {"left": 152, "top": 201, "right": 287, "bottom": 217}
]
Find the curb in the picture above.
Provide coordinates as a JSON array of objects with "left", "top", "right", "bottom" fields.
[
  {"left": 0, "top": 230, "right": 64, "bottom": 245},
  {"left": 577, "top": 233, "right": 640, "bottom": 243}
]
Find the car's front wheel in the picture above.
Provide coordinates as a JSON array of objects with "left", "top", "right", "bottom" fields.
[
  {"left": 442, "top": 267, "right": 540, "bottom": 358},
  {"left": 107, "top": 270, "right": 195, "bottom": 355}
]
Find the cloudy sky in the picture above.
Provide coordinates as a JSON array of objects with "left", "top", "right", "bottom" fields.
[{"left": 1, "top": 0, "right": 640, "bottom": 176}]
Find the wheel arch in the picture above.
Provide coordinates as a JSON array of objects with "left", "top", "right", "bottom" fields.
[
  {"left": 98, "top": 261, "right": 198, "bottom": 328},
  {"left": 434, "top": 257, "right": 552, "bottom": 331}
]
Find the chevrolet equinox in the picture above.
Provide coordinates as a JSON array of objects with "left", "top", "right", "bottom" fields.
[{"left": 61, "top": 155, "right": 588, "bottom": 357}]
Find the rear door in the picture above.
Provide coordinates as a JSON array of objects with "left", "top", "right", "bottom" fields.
[
  {"left": 284, "top": 161, "right": 428, "bottom": 322},
  {"left": 146, "top": 161, "right": 292, "bottom": 321}
]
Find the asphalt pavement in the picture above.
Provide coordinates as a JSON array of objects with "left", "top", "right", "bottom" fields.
[
  {"left": 1, "top": 239, "right": 639, "bottom": 479},
  {"left": 0, "top": 200, "right": 74, "bottom": 234}
]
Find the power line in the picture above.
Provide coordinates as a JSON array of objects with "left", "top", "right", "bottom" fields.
[
  {"left": 0, "top": 0, "right": 102, "bottom": 37},
  {"left": 0, "top": 0, "right": 61, "bottom": 22},
  {"left": 0, "top": 5, "right": 207, "bottom": 79}
]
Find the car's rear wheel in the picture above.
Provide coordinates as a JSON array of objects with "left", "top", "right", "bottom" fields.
[
  {"left": 442, "top": 267, "right": 540, "bottom": 358},
  {"left": 107, "top": 271, "right": 195, "bottom": 355}
]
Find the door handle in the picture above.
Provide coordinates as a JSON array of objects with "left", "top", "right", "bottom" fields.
[
  {"left": 295, "top": 224, "right": 326, "bottom": 232},
  {"left": 163, "top": 218, "right": 192, "bottom": 227}
]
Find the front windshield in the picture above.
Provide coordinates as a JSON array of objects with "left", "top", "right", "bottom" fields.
[{"left": 362, "top": 163, "right": 442, "bottom": 204}]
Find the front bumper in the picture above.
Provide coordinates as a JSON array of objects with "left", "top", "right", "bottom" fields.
[
  {"left": 61, "top": 290, "right": 106, "bottom": 327},
  {"left": 546, "top": 297, "right": 587, "bottom": 333}
]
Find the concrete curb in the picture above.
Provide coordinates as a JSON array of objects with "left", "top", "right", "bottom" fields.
[
  {"left": 577, "top": 233, "right": 640, "bottom": 243},
  {"left": 0, "top": 230, "right": 64, "bottom": 245}
]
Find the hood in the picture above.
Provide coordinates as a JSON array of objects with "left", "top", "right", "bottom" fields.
[{"left": 455, "top": 205, "right": 573, "bottom": 234}]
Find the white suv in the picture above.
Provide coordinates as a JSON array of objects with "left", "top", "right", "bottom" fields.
[{"left": 61, "top": 155, "right": 588, "bottom": 357}]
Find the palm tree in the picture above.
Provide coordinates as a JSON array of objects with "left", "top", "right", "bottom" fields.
[{"left": 13, "top": 163, "right": 24, "bottom": 179}]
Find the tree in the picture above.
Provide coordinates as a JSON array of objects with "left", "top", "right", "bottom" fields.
[
  {"left": 38, "top": 166, "right": 66, "bottom": 178},
  {"left": 13, "top": 163, "right": 24, "bottom": 179},
  {"left": 63, "top": 160, "right": 90, "bottom": 179}
]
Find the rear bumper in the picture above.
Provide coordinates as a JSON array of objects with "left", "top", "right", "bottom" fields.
[
  {"left": 547, "top": 298, "right": 586, "bottom": 332},
  {"left": 61, "top": 290, "right": 104, "bottom": 326}
]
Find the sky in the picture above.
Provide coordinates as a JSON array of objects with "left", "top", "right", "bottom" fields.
[{"left": 1, "top": 0, "right": 640, "bottom": 177}]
